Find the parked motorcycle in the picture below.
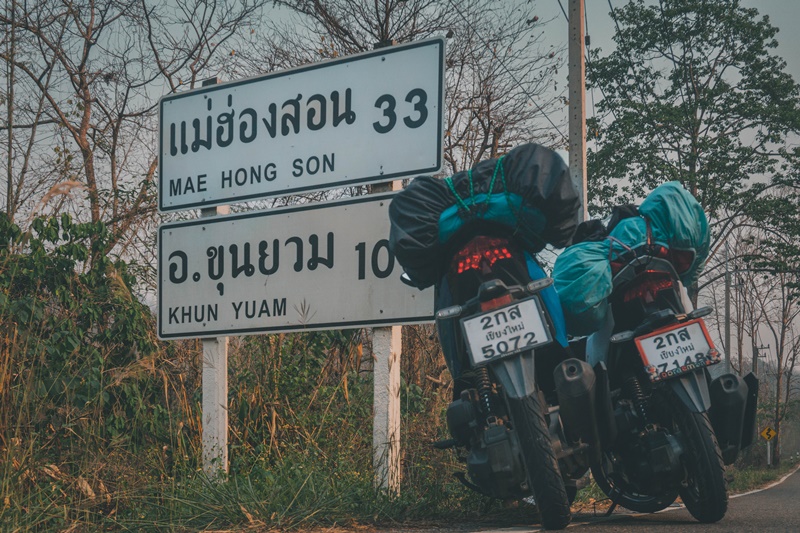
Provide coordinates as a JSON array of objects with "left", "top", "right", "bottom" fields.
[
  {"left": 424, "top": 234, "right": 577, "bottom": 529},
  {"left": 557, "top": 243, "right": 759, "bottom": 522},
  {"left": 389, "top": 144, "right": 582, "bottom": 529},
  {"left": 549, "top": 192, "right": 759, "bottom": 525},
  {"left": 389, "top": 146, "right": 758, "bottom": 530}
]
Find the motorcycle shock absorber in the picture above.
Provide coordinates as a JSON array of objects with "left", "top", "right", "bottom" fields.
[
  {"left": 624, "top": 375, "right": 649, "bottom": 425},
  {"left": 475, "top": 366, "right": 494, "bottom": 416}
]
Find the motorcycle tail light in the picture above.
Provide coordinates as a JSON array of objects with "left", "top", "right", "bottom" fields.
[
  {"left": 480, "top": 294, "right": 513, "bottom": 312},
  {"left": 623, "top": 270, "right": 675, "bottom": 303},
  {"left": 453, "top": 236, "right": 514, "bottom": 274}
]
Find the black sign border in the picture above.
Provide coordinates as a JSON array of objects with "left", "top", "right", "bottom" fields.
[
  {"left": 157, "top": 193, "right": 434, "bottom": 339},
  {"left": 158, "top": 38, "right": 445, "bottom": 213}
]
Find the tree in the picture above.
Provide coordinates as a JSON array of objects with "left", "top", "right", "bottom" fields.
[
  {"left": 0, "top": 0, "right": 267, "bottom": 257},
  {"left": 237, "top": 0, "right": 566, "bottom": 172},
  {"left": 588, "top": 0, "right": 800, "bottom": 463},
  {"left": 586, "top": 0, "right": 800, "bottom": 228}
]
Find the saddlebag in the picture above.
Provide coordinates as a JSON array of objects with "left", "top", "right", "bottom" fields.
[{"left": 708, "top": 372, "right": 758, "bottom": 465}]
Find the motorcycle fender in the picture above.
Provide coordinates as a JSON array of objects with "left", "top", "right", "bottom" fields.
[
  {"left": 667, "top": 370, "right": 712, "bottom": 413},
  {"left": 491, "top": 351, "right": 537, "bottom": 400}
]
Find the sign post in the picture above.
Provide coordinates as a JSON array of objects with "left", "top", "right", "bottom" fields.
[
  {"left": 761, "top": 426, "right": 777, "bottom": 467},
  {"left": 201, "top": 203, "right": 231, "bottom": 480},
  {"left": 372, "top": 177, "right": 402, "bottom": 495},
  {"left": 157, "top": 38, "right": 444, "bottom": 487}
]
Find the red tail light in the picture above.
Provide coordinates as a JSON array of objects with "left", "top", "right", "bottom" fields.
[
  {"left": 623, "top": 271, "right": 675, "bottom": 303},
  {"left": 453, "top": 236, "right": 514, "bottom": 274},
  {"left": 610, "top": 245, "right": 694, "bottom": 277}
]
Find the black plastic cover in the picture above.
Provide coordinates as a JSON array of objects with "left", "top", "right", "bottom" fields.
[{"left": 389, "top": 143, "right": 581, "bottom": 288}]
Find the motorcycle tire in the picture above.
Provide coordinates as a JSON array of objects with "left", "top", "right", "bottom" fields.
[
  {"left": 590, "top": 452, "right": 678, "bottom": 513},
  {"left": 672, "top": 399, "right": 728, "bottom": 523},
  {"left": 506, "top": 393, "right": 571, "bottom": 530}
]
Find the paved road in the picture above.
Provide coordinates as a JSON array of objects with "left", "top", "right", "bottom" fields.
[
  {"left": 380, "top": 469, "right": 799, "bottom": 533},
  {"left": 564, "top": 468, "right": 800, "bottom": 532}
]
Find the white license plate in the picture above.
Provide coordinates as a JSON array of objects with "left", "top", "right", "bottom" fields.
[
  {"left": 635, "top": 319, "right": 721, "bottom": 382},
  {"left": 461, "top": 297, "right": 552, "bottom": 366}
]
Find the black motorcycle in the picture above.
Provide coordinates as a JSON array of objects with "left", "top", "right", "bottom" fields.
[
  {"left": 422, "top": 230, "right": 576, "bottom": 530},
  {"left": 552, "top": 245, "right": 759, "bottom": 523}
]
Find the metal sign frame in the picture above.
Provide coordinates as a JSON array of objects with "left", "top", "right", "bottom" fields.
[
  {"left": 157, "top": 193, "right": 434, "bottom": 339},
  {"left": 158, "top": 38, "right": 445, "bottom": 212}
]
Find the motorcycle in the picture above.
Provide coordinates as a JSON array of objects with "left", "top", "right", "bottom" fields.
[
  {"left": 410, "top": 229, "right": 758, "bottom": 530},
  {"left": 409, "top": 230, "right": 575, "bottom": 529},
  {"left": 557, "top": 239, "right": 760, "bottom": 523}
]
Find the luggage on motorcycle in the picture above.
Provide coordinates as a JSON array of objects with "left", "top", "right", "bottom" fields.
[
  {"left": 389, "top": 143, "right": 581, "bottom": 289},
  {"left": 639, "top": 181, "right": 710, "bottom": 286},
  {"left": 552, "top": 217, "right": 669, "bottom": 335},
  {"left": 552, "top": 181, "right": 709, "bottom": 336},
  {"left": 552, "top": 240, "right": 613, "bottom": 336}
]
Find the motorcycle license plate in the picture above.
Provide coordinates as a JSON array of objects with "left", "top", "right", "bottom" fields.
[
  {"left": 635, "top": 319, "right": 721, "bottom": 383},
  {"left": 461, "top": 297, "right": 552, "bottom": 367}
]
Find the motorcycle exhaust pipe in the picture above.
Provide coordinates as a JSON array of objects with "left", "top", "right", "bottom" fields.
[
  {"left": 554, "top": 359, "right": 602, "bottom": 462},
  {"left": 708, "top": 373, "right": 749, "bottom": 465}
]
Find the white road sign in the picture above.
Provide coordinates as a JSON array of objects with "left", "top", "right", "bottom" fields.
[
  {"left": 158, "top": 38, "right": 444, "bottom": 212},
  {"left": 158, "top": 194, "right": 434, "bottom": 339}
]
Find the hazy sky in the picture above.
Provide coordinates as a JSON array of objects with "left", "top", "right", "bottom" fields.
[
  {"left": 536, "top": 0, "right": 800, "bottom": 123},
  {"left": 540, "top": 0, "right": 800, "bottom": 75}
]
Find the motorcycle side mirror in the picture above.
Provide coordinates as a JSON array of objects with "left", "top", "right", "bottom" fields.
[
  {"left": 688, "top": 306, "right": 713, "bottom": 320},
  {"left": 400, "top": 272, "right": 417, "bottom": 287}
]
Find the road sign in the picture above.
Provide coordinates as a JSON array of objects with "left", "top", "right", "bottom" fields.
[
  {"left": 157, "top": 193, "right": 434, "bottom": 339},
  {"left": 158, "top": 38, "right": 444, "bottom": 212},
  {"left": 760, "top": 426, "right": 777, "bottom": 441}
]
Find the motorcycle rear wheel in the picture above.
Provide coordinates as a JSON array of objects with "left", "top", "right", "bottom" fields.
[
  {"left": 506, "top": 393, "right": 571, "bottom": 530},
  {"left": 590, "top": 452, "right": 678, "bottom": 513},
  {"left": 672, "top": 399, "right": 728, "bottom": 523}
]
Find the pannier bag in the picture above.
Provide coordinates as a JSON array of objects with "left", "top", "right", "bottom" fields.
[
  {"left": 552, "top": 181, "right": 709, "bottom": 336},
  {"left": 388, "top": 143, "right": 581, "bottom": 289}
]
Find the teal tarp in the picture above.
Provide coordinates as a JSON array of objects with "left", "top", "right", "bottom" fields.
[
  {"left": 552, "top": 240, "right": 612, "bottom": 336},
  {"left": 552, "top": 181, "right": 709, "bottom": 336},
  {"left": 639, "top": 181, "right": 709, "bottom": 286}
]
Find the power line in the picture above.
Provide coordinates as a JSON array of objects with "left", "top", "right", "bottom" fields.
[
  {"left": 445, "top": 0, "right": 567, "bottom": 140},
  {"left": 556, "top": 0, "right": 569, "bottom": 22}
]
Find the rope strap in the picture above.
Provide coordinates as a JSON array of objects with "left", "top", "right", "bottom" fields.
[{"left": 444, "top": 156, "right": 507, "bottom": 216}]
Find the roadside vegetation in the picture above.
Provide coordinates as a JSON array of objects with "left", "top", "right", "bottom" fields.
[
  {"left": 3, "top": 0, "right": 800, "bottom": 530},
  {"left": 2, "top": 213, "right": 798, "bottom": 531}
]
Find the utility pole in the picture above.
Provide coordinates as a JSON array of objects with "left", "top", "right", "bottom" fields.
[
  {"left": 724, "top": 242, "right": 732, "bottom": 373},
  {"left": 568, "top": 0, "right": 588, "bottom": 222},
  {"left": 753, "top": 344, "right": 769, "bottom": 377}
]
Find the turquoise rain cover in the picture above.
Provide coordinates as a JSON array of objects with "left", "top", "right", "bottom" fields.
[
  {"left": 639, "top": 181, "right": 710, "bottom": 286},
  {"left": 552, "top": 240, "right": 613, "bottom": 336}
]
